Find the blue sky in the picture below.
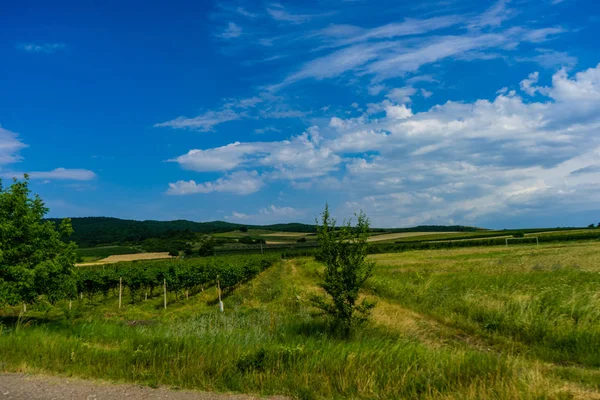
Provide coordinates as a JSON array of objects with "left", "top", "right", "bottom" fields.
[{"left": 2, "top": 0, "right": 600, "bottom": 228}]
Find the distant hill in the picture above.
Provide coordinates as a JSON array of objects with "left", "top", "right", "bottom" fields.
[
  {"left": 47, "top": 217, "right": 317, "bottom": 247},
  {"left": 49, "top": 217, "right": 482, "bottom": 247}
]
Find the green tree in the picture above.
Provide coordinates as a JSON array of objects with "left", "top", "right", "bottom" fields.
[
  {"left": 239, "top": 226, "right": 248, "bottom": 233},
  {"left": 0, "top": 176, "right": 77, "bottom": 306},
  {"left": 197, "top": 237, "right": 216, "bottom": 256},
  {"left": 312, "top": 204, "right": 375, "bottom": 337}
]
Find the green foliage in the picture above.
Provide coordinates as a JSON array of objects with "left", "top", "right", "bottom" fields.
[
  {"left": 197, "top": 237, "right": 216, "bottom": 257},
  {"left": 296, "top": 237, "right": 307, "bottom": 243},
  {"left": 74, "top": 255, "right": 277, "bottom": 303},
  {"left": 513, "top": 231, "right": 525, "bottom": 238},
  {"left": 168, "top": 249, "right": 180, "bottom": 257},
  {"left": 239, "top": 226, "right": 248, "bottom": 233},
  {"left": 312, "top": 204, "right": 375, "bottom": 336},
  {"left": 239, "top": 236, "right": 255, "bottom": 245},
  {"left": 0, "top": 177, "right": 77, "bottom": 305}
]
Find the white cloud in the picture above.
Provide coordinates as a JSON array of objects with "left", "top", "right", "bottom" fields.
[
  {"left": 17, "top": 43, "right": 66, "bottom": 54},
  {"left": 226, "top": 211, "right": 250, "bottom": 220},
  {"left": 520, "top": 71, "right": 541, "bottom": 96},
  {"left": 218, "top": 22, "right": 242, "bottom": 39},
  {"left": 260, "top": 204, "right": 298, "bottom": 216},
  {"left": 1, "top": 168, "right": 96, "bottom": 181},
  {"left": 386, "top": 87, "right": 417, "bottom": 104},
  {"left": 154, "top": 109, "right": 241, "bottom": 131},
  {"left": 184, "top": 63, "right": 600, "bottom": 226},
  {"left": 0, "top": 126, "right": 27, "bottom": 165},
  {"left": 266, "top": 4, "right": 331, "bottom": 24},
  {"left": 319, "top": 15, "right": 465, "bottom": 47},
  {"left": 236, "top": 7, "right": 257, "bottom": 18},
  {"left": 27, "top": 168, "right": 96, "bottom": 181},
  {"left": 167, "top": 170, "right": 264, "bottom": 195},
  {"left": 420, "top": 88, "right": 433, "bottom": 98},
  {"left": 168, "top": 142, "right": 262, "bottom": 172}
]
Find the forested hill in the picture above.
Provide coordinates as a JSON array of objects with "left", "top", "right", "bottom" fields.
[
  {"left": 47, "top": 217, "right": 317, "bottom": 247},
  {"left": 47, "top": 217, "right": 482, "bottom": 247}
]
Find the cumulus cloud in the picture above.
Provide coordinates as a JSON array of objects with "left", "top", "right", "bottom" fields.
[
  {"left": 167, "top": 170, "right": 264, "bottom": 195},
  {"left": 169, "top": 63, "right": 600, "bottom": 224}
]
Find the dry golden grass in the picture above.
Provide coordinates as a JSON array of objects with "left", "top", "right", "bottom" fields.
[
  {"left": 367, "top": 232, "right": 457, "bottom": 242},
  {"left": 261, "top": 232, "right": 308, "bottom": 237},
  {"left": 76, "top": 252, "right": 174, "bottom": 266}
]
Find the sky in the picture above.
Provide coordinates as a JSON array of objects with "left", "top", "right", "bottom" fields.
[{"left": 1, "top": 0, "right": 600, "bottom": 229}]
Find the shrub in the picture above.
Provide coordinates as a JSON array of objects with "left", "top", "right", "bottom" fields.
[
  {"left": 168, "top": 249, "right": 180, "bottom": 257},
  {"left": 312, "top": 204, "right": 375, "bottom": 337}
]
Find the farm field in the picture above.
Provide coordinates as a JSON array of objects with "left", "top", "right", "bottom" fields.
[
  {"left": 1, "top": 243, "right": 599, "bottom": 399},
  {"left": 366, "top": 231, "right": 458, "bottom": 242},
  {"left": 76, "top": 252, "right": 174, "bottom": 266},
  {"left": 76, "top": 246, "right": 141, "bottom": 262}
]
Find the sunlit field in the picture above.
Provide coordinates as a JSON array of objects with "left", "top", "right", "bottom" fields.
[{"left": 1, "top": 242, "right": 599, "bottom": 399}]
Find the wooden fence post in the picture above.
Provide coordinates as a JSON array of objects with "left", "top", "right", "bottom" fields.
[
  {"left": 163, "top": 278, "right": 167, "bottom": 310},
  {"left": 217, "top": 275, "right": 224, "bottom": 312}
]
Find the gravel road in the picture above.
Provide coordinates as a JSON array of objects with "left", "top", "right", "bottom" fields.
[{"left": 0, "top": 373, "right": 287, "bottom": 400}]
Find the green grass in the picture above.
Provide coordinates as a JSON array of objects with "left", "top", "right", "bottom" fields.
[{"left": 2, "top": 243, "right": 600, "bottom": 399}]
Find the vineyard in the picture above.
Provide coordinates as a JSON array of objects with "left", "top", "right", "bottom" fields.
[{"left": 75, "top": 254, "right": 278, "bottom": 304}]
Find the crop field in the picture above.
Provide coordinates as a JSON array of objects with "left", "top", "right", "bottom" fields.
[
  {"left": 76, "top": 252, "right": 174, "bottom": 266},
  {"left": 366, "top": 231, "right": 457, "bottom": 242},
  {"left": 76, "top": 246, "right": 141, "bottom": 262},
  {"left": 1, "top": 243, "right": 599, "bottom": 399}
]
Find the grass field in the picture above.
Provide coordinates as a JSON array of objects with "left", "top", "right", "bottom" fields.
[{"left": 2, "top": 243, "right": 600, "bottom": 399}]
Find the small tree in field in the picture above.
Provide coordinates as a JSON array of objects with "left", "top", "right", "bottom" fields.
[
  {"left": 312, "top": 204, "right": 375, "bottom": 337},
  {"left": 0, "top": 176, "right": 77, "bottom": 306}
]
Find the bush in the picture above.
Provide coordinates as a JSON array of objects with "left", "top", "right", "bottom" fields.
[
  {"left": 312, "top": 204, "right": 375, "bottom": 337},
  {"left": 168, "top": 249, "right": 180, "bottom": 257},
  {"left": 239, "top": 226, "right": 248, "bottom": 233},
  {"left": 239, "top": 237, "right": 255, "bottom": 245},
  {"left": 513, "top": 232, "right": 525, "bottom": 238},
  {"left": 297, "top": 237, "right": 307, "bottom": 243}
]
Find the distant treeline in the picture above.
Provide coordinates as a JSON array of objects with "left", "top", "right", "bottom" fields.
[
  {"left": 47, "top": 217, "right": 318, "bottom": 247},
  {"left": 48, "top": 217, "right": 484, "bottom": 248}
]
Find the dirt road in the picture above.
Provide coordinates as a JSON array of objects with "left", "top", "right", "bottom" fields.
[{"left": 0, "top": 373, "right": 287, "bottom": 400}]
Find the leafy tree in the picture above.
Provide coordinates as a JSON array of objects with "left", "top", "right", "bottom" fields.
[
  {"left": 239, "top": 236, "right": 255, "bottom": 245},
  {"left": 297, "top": 237, "right": 307, "bottom": 243},
  {"left": 197, "top": 237, "right": 216, "bottom": 257},
  {"left": 589, "top": 224, "right": 595, "bottom": 229},
  {"left": 0, "top": 176, "right": 77, "bottom": 306},
  {"left": 312, "top": 204, "right": 375, "bottom": 337},
  {"left": 168, "top": 249, "right": 180, "bottom": 257},
  {"left": 513, "top": 231, "right": 525, "bottom": 238},
  {"left": 597, "top": 223, "right": 600, "bottom": 228},
  {"left": 239, "top": 226, "right": 248, "bottom": 233}
]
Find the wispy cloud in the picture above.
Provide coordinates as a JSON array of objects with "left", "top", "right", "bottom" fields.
[
  {"left": 0, "top": 126, "right": 27, "bottom": 165},
  {"left": 16, "top": 42, "right": 66, "bottom": 54},
  {"left": 266, "top": 4, "right": 333, "bottom": 24},
  {"left": 218, "top": 22, "right": 243, "bottom": 39},
  {"left": 1, "top": 168, "right": 96, "bottom": 181},
  {"left": 236, "top": 7, "right": 258, "bottom": 18},
  {"left": 154, "top": 109, "right": 242, "bottom": 131}
]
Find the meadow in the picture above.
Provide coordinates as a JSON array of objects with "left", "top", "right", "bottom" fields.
[{"left": 1, "top": 242, "right": 599, "bottom": 399}]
